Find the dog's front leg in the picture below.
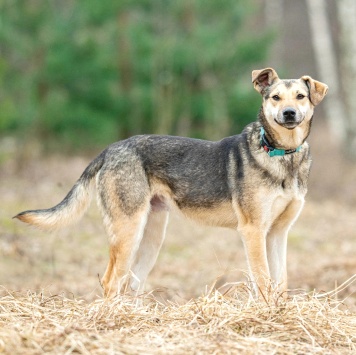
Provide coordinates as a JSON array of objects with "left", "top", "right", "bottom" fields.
[
  {"left": 239, "top": 224, "right": 270, "bottom": 299},
  {"left": 266, "top": 227, "right": 288, "bottom": 293},
  {"left": 266, "top": 198, "right": 304, "bottom": 295}
]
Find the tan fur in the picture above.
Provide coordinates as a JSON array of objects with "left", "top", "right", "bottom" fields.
[
  {"left": 302, "top": 75, "right": 329, "bottom": 105},
  {"left": 100, "top": 205, "right": 150, "bottom": 297},
  {"left": 181, "top": 203, "right": 237, "bottom": 229}
]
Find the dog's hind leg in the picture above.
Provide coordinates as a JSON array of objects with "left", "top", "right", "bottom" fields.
[
  {"left": 130, "top": 196, "right": 170, "bottom": 295},
  {"left": 96, "top": 159, "right": 151, "bottom": 298},
  {"left": 100, "top": 205, "right": 150, "bottom": 298}
]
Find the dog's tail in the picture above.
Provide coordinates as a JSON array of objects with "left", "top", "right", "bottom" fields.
[{"left": 13, "top": 150, "right": 106, "bottom": 231}]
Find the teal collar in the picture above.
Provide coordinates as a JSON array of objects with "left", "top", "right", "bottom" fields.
[{"left": 260, "top": 127, "right": 301, "bottom": 157}]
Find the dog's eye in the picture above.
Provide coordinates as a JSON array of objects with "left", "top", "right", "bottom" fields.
[
  {"left": 297, "top": 94, "right": 305, "bottom": 100},
  {"left": 272, "top": 95, "right": 280, "bottom": 101}
]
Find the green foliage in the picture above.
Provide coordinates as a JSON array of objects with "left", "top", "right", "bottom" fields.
[{"left": 0, "top": 0, "right": 272, "bottom": 150}]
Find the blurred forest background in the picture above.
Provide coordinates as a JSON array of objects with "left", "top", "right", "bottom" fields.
[
  {"left": 0, "top": 0, "right": 354, "bottom": 154},
  {"left": 1, "top": 0, "right": 356, "bottom": 302},
  {"left": 0, "top": 0, "right": 272, "bottom": 151}
]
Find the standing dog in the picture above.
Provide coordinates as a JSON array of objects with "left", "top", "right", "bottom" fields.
[{"left": 15, "top": 68, "right": 328, "bottom": 298}]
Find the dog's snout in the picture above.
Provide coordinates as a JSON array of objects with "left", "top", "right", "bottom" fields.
[{"left": 283, "top": 108, "right": 296, "bottom": 121}]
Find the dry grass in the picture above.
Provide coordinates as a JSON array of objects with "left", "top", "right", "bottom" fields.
[{"left": 1, "top": 281, "right": 356, "bottom": 355}]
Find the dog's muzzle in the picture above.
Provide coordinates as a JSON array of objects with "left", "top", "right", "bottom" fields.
[{"left": 275, "top": 107, "right": 303, "bottom": 129}]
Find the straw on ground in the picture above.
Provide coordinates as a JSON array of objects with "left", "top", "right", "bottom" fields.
[{"left": 0, "top": 282, "right": 355, "bottom": 355}]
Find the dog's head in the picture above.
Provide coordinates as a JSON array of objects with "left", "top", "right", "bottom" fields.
[{"left": 252, "top": 68, "right": 328, "bottom": 130}]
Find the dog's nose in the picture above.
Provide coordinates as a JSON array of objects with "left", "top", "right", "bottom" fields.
[{"left": 283, "top": 108, "right": 296, "bottom": 121}]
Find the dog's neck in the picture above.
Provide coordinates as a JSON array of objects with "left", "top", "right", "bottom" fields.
[{"left": 258, "top": 108, "right": 313, "bottom": 150}]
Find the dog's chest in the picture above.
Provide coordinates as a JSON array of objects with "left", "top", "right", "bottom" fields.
[
  {"left": 270, "top": 187, "right": 303, "bottom": 221},
  {"left": 263, "top": 152, "right": 310, "bottom": 192},
  {"left": 254, "top": 154, "right": 309, "bottom": 224}
]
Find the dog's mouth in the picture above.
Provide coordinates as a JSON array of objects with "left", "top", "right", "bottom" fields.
[{"left": 274, "top": 119, "right": 303, "bottom": 130}]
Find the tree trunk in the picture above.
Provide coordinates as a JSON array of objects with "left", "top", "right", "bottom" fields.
[
  {"left": 337, "top": 0, "right": 356, "bottom": 158},
  {"left": 305, "top": 0, "right": 347, "bottom": 143}
]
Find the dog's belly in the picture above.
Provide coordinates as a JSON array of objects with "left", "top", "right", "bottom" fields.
[{"left": 180, "top": 201, "right": 237, "bottom": 229}]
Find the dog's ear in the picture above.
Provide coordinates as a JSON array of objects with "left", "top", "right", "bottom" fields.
[
  {"left": 252, "top": 68, "right": 279, "bottom": 94},
  {"left": 301, "top": 76, "right": 328, "bottom": 106}
]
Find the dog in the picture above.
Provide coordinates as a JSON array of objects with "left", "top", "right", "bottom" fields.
[{"left": 14, "top": 68, "right": 328, "bottom": 299}]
